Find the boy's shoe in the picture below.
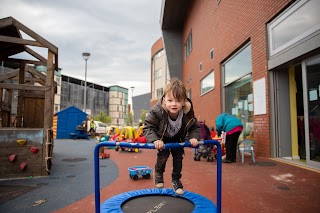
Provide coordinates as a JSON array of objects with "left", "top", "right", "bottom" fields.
[
  {"left": 153, "top": 170, "right": 164, "bottom": 188},
  {"left": 171, "top": 180, "right": 184, "bottom": 195}
]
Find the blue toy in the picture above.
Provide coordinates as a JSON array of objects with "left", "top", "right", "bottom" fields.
[{"left": 128, "top": 166, "right": 152, "bottom": 180}]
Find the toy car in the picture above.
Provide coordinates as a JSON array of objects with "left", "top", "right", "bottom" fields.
[
  {"left": 128, "top": 166, "right": 152, "bottom": 180},
  {"left": 115, "top": 126, "right": 140, "bottom": 152}
]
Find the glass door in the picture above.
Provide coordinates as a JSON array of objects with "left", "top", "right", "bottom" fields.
[{"left": 302, "top": 55, "right": 320, "bottom": 167}]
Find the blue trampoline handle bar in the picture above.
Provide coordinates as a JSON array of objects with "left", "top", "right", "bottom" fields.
[{"left": 94, "top": 140, "right": 222, "bottom": 213}]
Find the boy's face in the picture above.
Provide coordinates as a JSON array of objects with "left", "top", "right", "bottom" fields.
[{"left": 163, "top": 92, "right": 185, "bottom": 118}]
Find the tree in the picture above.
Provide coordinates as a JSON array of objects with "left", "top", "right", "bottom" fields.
[
  {"left": 125, "top": 111, "right": 134, "bottom": 126},
  {"left": 94, "top": 112, "right": 112, "bottom": 124},
  {"left": 139, "top": 109, "right": 148, "bottom": 123}
]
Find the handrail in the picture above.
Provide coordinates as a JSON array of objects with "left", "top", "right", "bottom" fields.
[{"left": 94, "top": 140, "right": 222, "bottom": 213}]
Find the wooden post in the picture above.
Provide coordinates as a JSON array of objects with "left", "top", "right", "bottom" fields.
[
  {"left": 8, "top": 89, "right": 13, "bottom": 127},
  {"left": 0, "top": 88, "right": 2, "bottom": 127},
  {"left": 43, "top": 50, "right": 54, "bottom": 131},
  {"left": 16, "top": 63, "right": 25, "bottom": 127},
  {"left": 43, "top": 50, "right": 55, "bottom": 175}
]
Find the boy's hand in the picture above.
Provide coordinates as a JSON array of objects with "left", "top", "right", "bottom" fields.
[
  {"left": 154, "top": 140, "right": 164, "bottom": 150},
  {"left": 189, "top": 138, "right": 198, "bottom": 147}
]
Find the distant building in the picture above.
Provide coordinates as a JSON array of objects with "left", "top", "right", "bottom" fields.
[
  {"left": 108, "top": 85, "right": 128, "bottom": 127},
  {"left": 60, "top": 75, "right": 110, "bottom": 117},
  {"left": 132, "top": 93, "right": 150, "bottom": 124},
  {"left": 150, "top": 38, "right": 169, "bottom": 107}
]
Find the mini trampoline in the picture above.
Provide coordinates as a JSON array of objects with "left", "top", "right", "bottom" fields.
[{"left": 94, "top": 140, "right": 222, "bottom": 213}]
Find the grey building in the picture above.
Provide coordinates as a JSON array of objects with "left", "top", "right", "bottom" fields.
[
  {"left": 60, "top": 75, "right": 109, "bottom": 117},
  {"left": 132, "top": 93, "right": 150, "bottom": 123}
]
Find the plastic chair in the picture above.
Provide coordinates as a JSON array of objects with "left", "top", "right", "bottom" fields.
[{"left": 238, "top": 139, "right": 255, "bottom": 163}]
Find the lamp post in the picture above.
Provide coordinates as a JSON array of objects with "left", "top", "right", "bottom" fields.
[
  {"left": 130, "top": 86, "right": 135, "bottom": 110},
  {"left": 82, "top": 52, "right": 90, "bottom": 113},
  {"left": 130, "top": 86, "right": 135, "bottom": 126}
]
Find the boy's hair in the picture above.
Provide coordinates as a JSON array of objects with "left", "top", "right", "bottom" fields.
[{"left": 163, "top": 78, "right": 187, "bottom": 101}]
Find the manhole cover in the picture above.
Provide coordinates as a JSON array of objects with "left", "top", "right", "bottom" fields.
[
  {"left": 62, "top": 158, "right": 87, "bottom": 162},
  {"left": 277, "top": 186, "right": 290, "bottom": 190},
  {"left": 249, "top": 162, "right": 277, "bottom": 167},
  {"left": 66, "top": 175, "right": 75, "bottom": 178}
]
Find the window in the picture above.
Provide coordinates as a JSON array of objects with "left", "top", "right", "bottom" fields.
[
  {"left": 99, "top": 123, "right": 106, "bottom": 127},
  {"left": 155, "top": 50, "right": 163, "bottom": 58},
  {"left": 201, "top": 71, "right": 214, "bottom": 95},
  {"left": 224, "top": 44, "right": 252, "bottom": 85},
  {"left": 199, "top": 63, "right": 203, "bottom": 72},
  {"left": 268, "top": 0, "right": 320, "bottom": 56},
  {"left": 157, "top": 88, "right": 163, "bottom": 98},
  {"left": 210, "top": 49, "right": 214, "bottom": 60},
  {"left": 223, "top": 43, "right": 253, "bottom": 136},
  {"left": 155, "top": 69, "right": 162, "bottom": 79},
  {"left": 184, "top": 31, "right": 192, "bottom": 60}
]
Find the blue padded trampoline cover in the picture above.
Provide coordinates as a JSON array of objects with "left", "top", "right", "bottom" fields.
[{"left": 101, "top": 188, "right": 216, "bottom": 213}]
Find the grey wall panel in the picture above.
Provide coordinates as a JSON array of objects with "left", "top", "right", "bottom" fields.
[{"left": 162, "top": 29, "right": 182, "bottom": 80}]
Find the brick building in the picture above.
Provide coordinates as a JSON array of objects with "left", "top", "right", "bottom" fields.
[{"left": 156, "top": 0, "right": 320, "bottom": 168}]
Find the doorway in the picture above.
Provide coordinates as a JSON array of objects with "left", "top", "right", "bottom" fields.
[
  {"left": 302, "top": 55, "right": 320, "bottom": 167},
  {"left": 270, "top": 55, "right": 320, "bottom": 168}
]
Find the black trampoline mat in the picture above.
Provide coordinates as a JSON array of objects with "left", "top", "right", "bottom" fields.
[{"left": 122, "top": 195, "right": 194, "bottom": 213}]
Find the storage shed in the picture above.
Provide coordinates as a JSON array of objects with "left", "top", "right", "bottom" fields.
[{"left": 53, "top": 106, "right": 87, "bottom": 139}]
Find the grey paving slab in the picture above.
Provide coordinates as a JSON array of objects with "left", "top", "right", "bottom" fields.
[{"left": 0, "top": 139, "right": 118, "bottom": 213}]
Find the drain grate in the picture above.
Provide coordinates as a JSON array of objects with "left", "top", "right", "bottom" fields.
[
  {"left": 249, "top": 162, "right": 277, "bottom": 167},
  {"left": 62, "top": 158, "right": 87, "bottom": 162},
  {"left": 66, "top": 175, "right": 75, "bottom": 178}
]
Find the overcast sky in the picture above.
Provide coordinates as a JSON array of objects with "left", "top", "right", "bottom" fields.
[{"left": 1, "top": 0, "right": 162, "bottom": 97}]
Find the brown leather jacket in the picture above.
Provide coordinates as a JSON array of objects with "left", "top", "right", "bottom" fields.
[{"left": 143, "top": 97, "right": 200, "bottom": 143}]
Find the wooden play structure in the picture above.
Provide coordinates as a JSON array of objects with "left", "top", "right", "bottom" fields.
[{"left": 0, "top": 16, "right": 58, "bottom": 178}]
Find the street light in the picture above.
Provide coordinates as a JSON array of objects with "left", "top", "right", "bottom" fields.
[
  {"left": 130, "top": 86, "right": 135, "bottom": 126},
  {"left": 82, "top": 52, "right": 90, "bottom": 113},
  {"left": 130, "top": 86, "right": 135, "bottom": 110}
]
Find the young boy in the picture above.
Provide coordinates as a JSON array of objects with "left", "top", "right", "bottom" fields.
[{"left": 143, "top": 79, "right": 199, "bottom": 195}]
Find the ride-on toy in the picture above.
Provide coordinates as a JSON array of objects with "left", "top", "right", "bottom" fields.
[{"left": 128, "top": 166, "right": 152, "bottom": 180}]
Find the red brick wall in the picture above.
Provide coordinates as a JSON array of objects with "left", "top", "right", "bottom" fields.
[{"left": 181, "top": 0, "right": 293, "bottom": 157}]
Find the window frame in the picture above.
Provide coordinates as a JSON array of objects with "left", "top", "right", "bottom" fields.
[
  {"left": 200, "top": 71, "right": 215, "bottom": 96},
  {"left": 268, "top": 0, "right": 320, "bottom": 57},
  {"left": 184, "top": 30, "right": 193, "bottom": 60}
]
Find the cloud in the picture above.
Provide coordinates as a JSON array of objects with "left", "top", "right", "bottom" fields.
[{"left": 1, "top": 0, "right": 162, "bottom": 96}]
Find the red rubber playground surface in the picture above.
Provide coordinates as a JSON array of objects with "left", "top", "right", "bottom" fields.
[{"left": 54, "top": 145, "right": 320, "bottom": 213}]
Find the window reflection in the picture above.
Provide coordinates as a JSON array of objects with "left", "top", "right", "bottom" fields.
[
  {"left": 224, "top": 44, "right": 252, "bottom": 85},
  {"left": 225, "top": 74, "right": 253, "bottom": 136},
  {"left": 201, "top": 71, "right": 214, "bottom": 95}
]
